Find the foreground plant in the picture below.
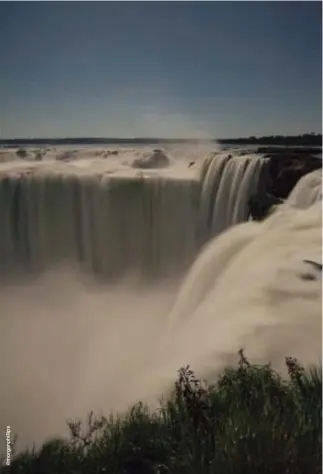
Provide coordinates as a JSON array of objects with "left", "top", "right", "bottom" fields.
[{"left": 2, "top": 352, "right": 321, "bottom": 474}]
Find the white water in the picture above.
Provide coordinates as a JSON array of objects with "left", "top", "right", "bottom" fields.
[
  {"left": 0, "top": 200, "right": 321, "bottom": 452},
  {"left": 199, "top": 152, "right": 269, "bottom": 241},
  {"left": 0, "top": 147, "right": 269, "bottom": 277},
  {"left": 0, "top": 146, "right": 321, "bottom": 452},
  {"left": 0, "top": 148, "right": 200, "bottom": 278},
  {"left": 0, "top": 171, "right": 200, "bottom": 278},
  {"left": 286, "top": 168, "right": 322, "bottom": 209}
]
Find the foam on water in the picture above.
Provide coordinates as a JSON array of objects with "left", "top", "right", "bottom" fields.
[{"left": 286, "top": 168, "right": 322, "bottom": 209}]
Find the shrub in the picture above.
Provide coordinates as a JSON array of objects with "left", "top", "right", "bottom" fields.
[{"left": 2, "top": 352, "right": 321, "bottom": 474}]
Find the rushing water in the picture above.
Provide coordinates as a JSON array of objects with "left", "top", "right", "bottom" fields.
[
  {"left": 0, "top": 147, "right": 269, "bottom": 278},
  {"left": 198, "top": 152, "right": 268, "bottom": 241},
  {"left": 286, "top": 169, "right": 322, "bottom": 209},
  {"left": 0, "top": 146, "right": 321, "bottom": 451}
]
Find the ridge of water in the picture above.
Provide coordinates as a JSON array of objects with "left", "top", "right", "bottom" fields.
[{"left": 0, "top": 148, "right": 274, "bottom": 277}]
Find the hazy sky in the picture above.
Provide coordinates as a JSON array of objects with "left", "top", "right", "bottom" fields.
[{"left": 1, "top": 1, "right": 322, "bottom": 139}]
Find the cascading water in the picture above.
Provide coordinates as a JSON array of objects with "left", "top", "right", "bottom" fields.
[
  {"left": 286, "top": 168, "right": 322, "bottom": 209},
  {"left": 161, "top": 200, "right": 322, "bottom": 380},
  {"left": 0, "top": 165, "right": 200, "bottom": 279},
  {"left": 0, "top": 149, "right": 270, "bottom": 278},
  {"left": 198, "top": 152, "right": 269, "bottom": 242},
  {"left": 0, "top": 146, "right": 321, "bottom": 452}
]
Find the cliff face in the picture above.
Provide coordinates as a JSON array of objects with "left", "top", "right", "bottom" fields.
[
  {"left": 248, "top": 148, "right": 322, "bottom": 220},
  {"left": 264, "top": 149, "right": 321, "bottom": 199}
]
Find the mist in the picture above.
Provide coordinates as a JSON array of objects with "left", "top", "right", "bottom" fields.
[{"left": 0, "top": 201, "right": 321, "bottom": 453}]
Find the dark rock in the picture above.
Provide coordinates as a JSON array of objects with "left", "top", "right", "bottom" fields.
[
  {"left": 16, "top": 148, "right": 27, "bottom": 158},
  {"left": 300, "top": 273, "right": 317, "bottom": 281},
  {"left": 58, "top": 150, "right": 78, "bottom": 161},
  {"left": 257, "top": 147, "right": 321, "bottom": 156},
  {"left": 260, "top": 148, "right": 321, "bottom": 199},
  {"left": 303, "top": 260, "right": 322, "bottom": 272},
  {"left": 132, "top": 149, "right": 170, "bottom": 169},
  {"left": 248, "top": 193, "right": 283, "bottom": 221},
  {"left": 299, "top": 260, "right": 322, "bottom": 282},
  {"left": 35, "top": 152, "right": 42, "bottom": 161}
]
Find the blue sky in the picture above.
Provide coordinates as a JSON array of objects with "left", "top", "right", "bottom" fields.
[{"left": 0, "top": 1, "right": 321, "bottom": 138}]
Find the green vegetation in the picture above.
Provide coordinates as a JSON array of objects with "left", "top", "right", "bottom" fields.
[
  {"left": 2, "top": 351, "right": 321, "bottom": 474},
  {"left": 218, "top": 133, "right": 322, "bottom": 147}
]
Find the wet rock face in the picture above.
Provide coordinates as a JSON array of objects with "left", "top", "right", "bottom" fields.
[
  {"left": 248, "top": 194, "right": 283, "bottom": 221},
  {"left": 257, "top": 147, "right": 321, "bottom": 156},
  {"left": 248, "top": 147, "right": 322, "bottom": 220},
  {"left": 299, "top": 259, "right": 322, "bottom": 281},
  {"left": 16, "top": 148, "right": 27, "bottom": 158},
  {"left": 263, "top": 149, "right": 322, "bottom": 200},
  {"left": 132, "top": 149, "right": 170, "bottom": 169}
]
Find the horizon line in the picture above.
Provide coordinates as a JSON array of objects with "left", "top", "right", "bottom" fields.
[{"left": 0, "top": 133, "right": 321, "bottom": 143}]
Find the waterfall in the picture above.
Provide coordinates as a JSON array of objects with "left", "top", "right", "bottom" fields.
[
  {"left": 0, "top": 168, "right": 200, "bottom": 278},
  {"left": 165, "top": 201, "right": 322, "bottom": 371},
  {"left": 0, "top": 148, "right": 319, "bottom": 278},
  {"left": 0, "top": 149, "right": 321, "bottom": 451},
  {"left": 286, "top": 169, "right": 322, "bottom": 209},
  {"left": 198, "top": 152, "right": 269, "bottom": 241}
]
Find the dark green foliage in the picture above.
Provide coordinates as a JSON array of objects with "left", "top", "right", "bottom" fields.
[
  {"left": 1, "top": 133, "right": 322, "bottom": 148},
  {"left": 3, "top": 352, "right": 322, "bottom": 474},
  {"left": 218, "top": 133, "right": 322, "bottom": 147}
]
